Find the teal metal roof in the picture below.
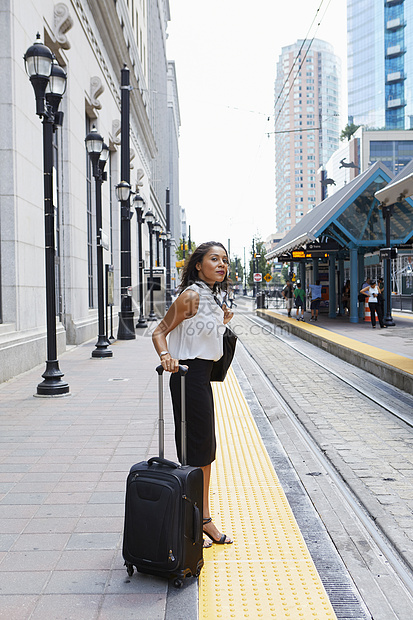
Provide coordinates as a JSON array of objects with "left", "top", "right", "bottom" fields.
[{"left": 267, "top": 161, "right": 413, "bottom": 259}]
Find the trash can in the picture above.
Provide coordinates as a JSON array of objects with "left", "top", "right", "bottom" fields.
[{"left": 256, "top": 292, "right": 266, "bottom": 309}]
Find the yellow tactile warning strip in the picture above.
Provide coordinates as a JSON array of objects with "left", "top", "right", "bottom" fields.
[
  {"left": 393, "top": 312, "right": 413, "bottom": 321},
  {"left": 199, "top": 368, "right": 337, "bottom": 620},
  {"left": 260, "top": 309, "right": 413, "bottom": 376}
]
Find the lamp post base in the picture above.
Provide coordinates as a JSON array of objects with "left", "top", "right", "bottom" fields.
[
  {"left": 147, "top": 311, "right": 158, "bottom": 321},
  {"left": 91, "top": 335, "right": 113, "bottom": 358},
  {"left": 36, "top": 360, "right": 70, "bottom": 397},
  {"left": 117, "top": 311, "right": 136, "bottom": 340},
  {"left": 384, "top": 315, "right": 396, "bottom": 327},
  {"left": 136, "top": 316, "right": 148, "bottom": 328}
]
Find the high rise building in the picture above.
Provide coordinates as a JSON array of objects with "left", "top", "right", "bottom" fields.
[
  {"left": 274, "top": 39, "right": 340, "bottom": 234},
  {"left": 348, "top": 0, "right": 413, "bottom": 130}
]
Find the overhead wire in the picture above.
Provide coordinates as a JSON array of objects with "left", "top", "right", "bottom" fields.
[
  {"left": 273, "top": 0, "right": 334, "bottom": 131},
  {"left": 273, "top": 0, "right": 326, "bottom": 114}
]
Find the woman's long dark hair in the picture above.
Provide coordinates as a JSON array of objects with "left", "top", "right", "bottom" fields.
[{"left": 179, "top": 241, "right": 230, "bottom": 294}]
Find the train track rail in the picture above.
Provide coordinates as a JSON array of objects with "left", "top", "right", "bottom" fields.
[
  {"left": 247, "top": 314, "right": 413, "bottom": 428},
  {"left": 239, "top": 314, "right": 413, "bottom": 603}
]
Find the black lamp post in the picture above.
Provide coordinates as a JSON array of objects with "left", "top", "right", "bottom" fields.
[
  {"left": 117, "top": 65, "right": 135, "bottom": 340},
  {"left": 182, "top": 233, "right": 186, "bottom": 261},
  {"left": 85, "top": 129, "right": 113, "bottom": 358},
  {"left": 153, "top": 221, "right": 161, "bottom": 267},
  {"left": 115, "top": 179, "right": 135, "bottom": 339},
  {"left": 133, "top": 193, "right": 148, "bottom": 328},
  {"left": 382, "top": 205, "right": 396, "bottom": 326},
  {"left": 159, "top": 231, "right": 167, "bottom": 267},
  {"left": 165, "top": 189, "right": 172, "bottom": 309},
  {"left": 24, "top": 34, "right": 70, "bottom": 397},
  {"left": 144, "top": 208, "right": 157, "bottom": 321}
]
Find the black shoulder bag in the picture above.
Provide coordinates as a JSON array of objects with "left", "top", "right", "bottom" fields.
[{"left": 210, "top": 295, "right": 237, "bottom": 382}]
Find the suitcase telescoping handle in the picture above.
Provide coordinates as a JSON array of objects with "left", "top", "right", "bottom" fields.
[{"left": 156, "top": 364, "right": 188, "bottom": 465}]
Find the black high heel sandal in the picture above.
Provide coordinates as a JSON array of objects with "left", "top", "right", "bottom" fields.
[{"left": 203, "top": 517, "right": 233, "bottom": 544}]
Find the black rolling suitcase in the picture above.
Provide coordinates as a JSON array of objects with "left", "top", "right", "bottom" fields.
[{"left": 122, "top": 364, "right": 204, "bottom": 588}]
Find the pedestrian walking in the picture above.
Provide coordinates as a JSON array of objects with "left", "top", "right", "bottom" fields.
[
  {"left": 282, "top": 280, "right": 294, "bottom": 317},
  {"left": 360, "top": 279, "right": 386, "bottom": 328},
  {"left": 152, "top": 241, "right": 234, "bottom": 547},
  {"left": 294, "top": 280, "right": 306, "bottom": 321},
  {"left": 309, "top": 280, "right": 322, "bottom": 321}
]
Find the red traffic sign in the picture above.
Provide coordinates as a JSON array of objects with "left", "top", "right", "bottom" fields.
[{"left": 253, "top": 273, "right": 262, "bottom": 282}]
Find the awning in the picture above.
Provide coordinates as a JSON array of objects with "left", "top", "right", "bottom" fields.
[{"left": 267, "top": 161, "right": 399, "bottom": 260}]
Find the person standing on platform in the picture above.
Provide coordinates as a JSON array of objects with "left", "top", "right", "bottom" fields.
[
  {"left": 282, "top": 280, "right": 294, "bottom": 317},
  {"left": 309, "top": 280, "right": 322, "bottom": 321},
  {"left": 152, "top": 241, "right": 234, "bottom": 547},
  {"left": 342, "top": 280, "right": 350, "bottom": 315},
  {"left": 360, "top": 279, "right": 386, "bottom": 329},
  {"left": 294, "top": 280, "right": 305, "bottom": 321},
  {"left": 378, "top": 277, "right": 385, "bottom": 319}
]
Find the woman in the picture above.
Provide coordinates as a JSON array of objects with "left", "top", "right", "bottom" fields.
[
  {"left": 360, "top": 279, "right": 386, "bottom": 328},
  {"left": 152, "top": 242, "right": 234, "bottom": 547}
]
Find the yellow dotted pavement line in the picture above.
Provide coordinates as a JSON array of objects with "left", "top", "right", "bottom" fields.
[{"left": 199, "top": 368, "right": 337, "bottom": 619}]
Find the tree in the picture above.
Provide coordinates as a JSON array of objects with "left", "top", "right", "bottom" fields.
[
  {"left": 248, "top": 238, "right": 268, "bottom": 287},
  {"left": 340, "top": 122, "right": 360, "bottom": 141},
  {"left": 230, "top": 256, "right": 244, "bottom": 288},
  {"left": 176, "top": 237, "right": 196, "bottom": 261}
]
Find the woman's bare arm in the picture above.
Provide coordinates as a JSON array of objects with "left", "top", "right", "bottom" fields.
[{"left": 152, "top": 289, "right": 199, "bottom": 372}]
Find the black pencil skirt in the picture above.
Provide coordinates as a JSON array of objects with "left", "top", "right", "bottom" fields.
[{"left": 169, "top": 358, "right": 216, "bottom": 467}]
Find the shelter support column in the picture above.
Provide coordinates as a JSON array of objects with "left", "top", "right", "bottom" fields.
[
  {"left": 328, "top": 253, "right": 337, "bottom": 318},
  {"left": 338, "top": 258, "right": 344, "bottom": 315},
  {"left": 358, "top": 251, "right": 365, "bottom": 321},
  {"left": 312, "top": 258, "right": 319, "bottom": 282},
  {"left": 349, "top": 246, "right": 358, "bottom": 323},
  {"left": 299, "top": 262, "right": 306, "bottom": 288}
]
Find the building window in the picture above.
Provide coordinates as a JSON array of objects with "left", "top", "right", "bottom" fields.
[
  {"left": 85, "top": 116, "right": 94, "bottom": 308},
  {"left": 52, "top": 128, "right": 62, "bottom": 319}
]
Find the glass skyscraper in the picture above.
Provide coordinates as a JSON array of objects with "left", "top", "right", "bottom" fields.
[
  {"left": 274, "top": 39, "right": 340, "bottom": 234},
  {"left": 348, "top": 0, "right": 413, "bottom": 130}
]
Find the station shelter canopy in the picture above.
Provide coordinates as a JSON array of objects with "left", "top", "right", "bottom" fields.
[{"left": 266, "top": 161, "right": 413, "bottom": 261}]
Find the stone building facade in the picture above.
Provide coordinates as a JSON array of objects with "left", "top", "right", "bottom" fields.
[{"left": 0, "top": 0, "right": 180, "bottom": 383}]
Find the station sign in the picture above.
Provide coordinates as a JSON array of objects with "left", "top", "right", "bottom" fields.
[
  {"left": 292, "top": 251, "right": 306, "bottom": 258},
  {"left": 380, "top": 248, "right": 397, "bottom": 260},
  {"left": 99, "top": 229, "right": 110, "bottom": 251}
]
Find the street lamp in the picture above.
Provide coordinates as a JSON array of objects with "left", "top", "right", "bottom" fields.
[
  {"left": 133, "top": 193, "right": 148, "bottom": 328},
  {"left": 85, "top": 128, "right": 113, "bottom": 358},
  {"left": 115, "top": 180, "right": 131, "bottom": 202},
  {"left": 153, "top": 220, "right": 161, "bottom": 267},
  {"left": 144, "top": 208, "right": 157, "bottom": 321},
  {"left": 159, "top": 231, "right": 167, "bottom": 267},
  {"left": 374, "top": 173, "right": 413, "bottom": 326},
  {"left": 115, "top": 179, "right": 136, "bottom": 338},
  {"left": 165, "top": 188, "right": 172, "bottom": 309},
  {"left": 116, "top": 64, "right": 135, "bottom": 340},
  {"left": 24, "top": 34, "right": 69, "bottom": 397}
]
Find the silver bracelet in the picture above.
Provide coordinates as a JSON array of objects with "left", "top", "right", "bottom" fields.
[{"left": 159, "top": 350, "right": 169, "bottom": 358}]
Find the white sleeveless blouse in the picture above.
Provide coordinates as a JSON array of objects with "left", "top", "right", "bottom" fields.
[{"left": 168, "top": 281, "right": 224, "bottom": 361}]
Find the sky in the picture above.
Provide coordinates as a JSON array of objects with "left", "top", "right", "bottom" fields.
[{"left": 166, "top": 0, "right": 347, "bottom": 261}]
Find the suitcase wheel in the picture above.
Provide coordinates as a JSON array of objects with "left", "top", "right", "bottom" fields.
[
  {"left": 173, "top": 578, "right": 184, "bottom": 589},
  {"left": 125, "top": 563, "right": 134, "bottom": 577}
]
